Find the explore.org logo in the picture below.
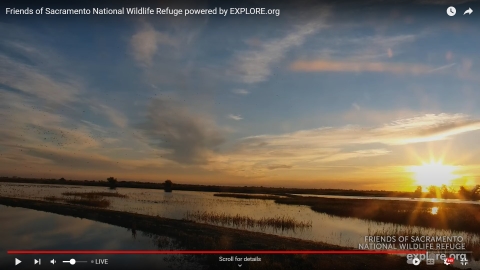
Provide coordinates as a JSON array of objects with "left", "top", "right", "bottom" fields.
[{"left": 406, "top": 252, "right": 468, "bottom": 266}]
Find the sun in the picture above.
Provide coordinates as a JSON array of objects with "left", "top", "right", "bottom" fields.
[{"left": 408, "top": 160, "right": 458, "bottom": 188}]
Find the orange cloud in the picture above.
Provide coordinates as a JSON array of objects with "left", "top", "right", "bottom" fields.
[{"left": 290, "top": 60, "right": 433, "bottom": 75}]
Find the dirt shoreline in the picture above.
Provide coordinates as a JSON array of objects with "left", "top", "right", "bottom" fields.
[{"left": 0, "top": 196, "right": 460, "bottom": 269}]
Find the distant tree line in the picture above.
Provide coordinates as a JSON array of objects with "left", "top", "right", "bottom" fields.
[{"left": 413, "top": 185, "right": 478, "bottom": 200}]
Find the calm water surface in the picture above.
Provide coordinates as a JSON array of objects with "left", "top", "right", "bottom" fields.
[
  {"left": 0, "top": 205, "right": 198, "bottom": 270},
  {"left": 292, "top": 193, "right": 480, "bottom": 205}
]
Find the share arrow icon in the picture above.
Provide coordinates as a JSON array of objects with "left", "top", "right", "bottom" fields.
[{"left": 464, "top": 8, "right": 473, "bottom": 15}]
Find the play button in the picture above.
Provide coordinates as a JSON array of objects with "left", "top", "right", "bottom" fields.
[{"left": 15, "top": 258, "right": 22, "bottom": 265}]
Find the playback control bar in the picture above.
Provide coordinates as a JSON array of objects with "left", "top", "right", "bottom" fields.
[{"left": 14, "top": 258, "right": 109, "bottom": 266}]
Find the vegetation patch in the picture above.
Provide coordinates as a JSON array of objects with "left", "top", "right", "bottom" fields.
[
  {"left": 64, "top": 198, "right": 111, "bottom": 208},
  {"left": 185, "top": 211, "right": 312, "bottom": 231},
  {"left": 274, "top": 196, "right": 480, "bottom": 233}
]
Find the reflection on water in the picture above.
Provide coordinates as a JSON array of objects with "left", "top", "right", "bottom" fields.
[
  {"left": 431, "top": 207, "right": 439, "bottom": 215},
  {"left": 0, "top": 205, "right": 198, "bottom": 270},
  {"left": 292, "top": 193, "right": 480, "bottom": 205},
  {"left": 1, "top": 182, "right": 480, "bottom": 268}
]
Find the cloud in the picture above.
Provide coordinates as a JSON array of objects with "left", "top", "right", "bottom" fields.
[
  {"left": 428, "top": 63, "right": 456, "bottom": 73},
  {"left": 290, "top": 60, "right": 434, "bottom": 74},
  {"left": 91, "top": 102, "right": 128, "bottom": 128},
  {"left": 228, "top": 114, "right": 243, "bottom": 121},
  {"left": 267, "top": 164, "right": 293, "bottom": 170},
  {"left": 232, "top": 14, "right": 328, "bottom": 84},
  {"left": 312, "top": 34, "right": 418, "bottom": 61},
  {"left": 208, "top": 113, "right": 480, "bottom": 178},
  {"left": 245, "top": 113, "right": 480, "bottom": 148},
  {"left": 232, "top": 89, "right": 250, "bottom": 95},
  {"left": 138, "top": 98, "right": 225, "bottom": 165},
  {"left": 241, "top": 113, "right": 480, "bottom": 150},
  {"left": 318, "top": 149, "right": 391, "bottom": 162},
  {"left": 0, "top": 54, "right": 82, "bottom": 104},
  {"left": 130, "top": 22, "right": 176, "bottom": 67}
]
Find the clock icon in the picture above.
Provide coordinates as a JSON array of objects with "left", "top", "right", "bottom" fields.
[{"left": 447, "top": 6, "right": 456, "bottom": 16}]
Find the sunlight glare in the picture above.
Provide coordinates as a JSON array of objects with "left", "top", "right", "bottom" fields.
[{"left": 408, "top": 160, "right": 459, "bottom": 188}]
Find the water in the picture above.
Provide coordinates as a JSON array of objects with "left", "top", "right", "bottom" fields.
[
  {"left": 1, "top": 182, "right": 480, "bottom": 268},
  {"left": 0, "top": 205, "right": 199, "bottom": 270},
  {"left": 292, "top": 194, "right": 480, "bottom": 205}
]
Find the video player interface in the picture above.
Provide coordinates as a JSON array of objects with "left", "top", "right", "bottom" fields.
[{"left": 1, "top": 0, "right": 479, "bottom": 269}]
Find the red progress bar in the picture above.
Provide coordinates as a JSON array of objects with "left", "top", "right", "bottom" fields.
[{"left": 8, "top": 250, "right": 426, "bottom": 255}]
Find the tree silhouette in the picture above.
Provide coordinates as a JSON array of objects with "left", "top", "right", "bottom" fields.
[
  {"left": 459, "top": 186, "right": 471, "bottom": 200},
  {"left": 440, "top": 185, "right": 450, "bottom": 199},
  {"left": 428, "top": 186, "right": 438, "bottom": 198},
  {"left": 164, "top": 180, "right": 173, "bottom": 192},
  {"left": 414, "top": 186, "right": 422, "bottom": 197},
  {"left": 107, "top": 177, "right": 117, "bottom": 189}
]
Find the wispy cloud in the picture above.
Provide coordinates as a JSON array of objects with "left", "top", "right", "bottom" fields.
[
  {"left": 244, "top": 113, "right": 480, "bottom": 147},
  {"left": 267, "top": 164, "right": 293, "bottom": 170},
  {"left": 228, "top": 114, "right": 243, "bottom": 121},
  {"left": 232, "top": 89, "right": 250, "bottom": 95},
  {"left": 232, "top": 13, "right": 329, "bottom": 84},
  {"left": 291, "top": 60, "right": 434, "bottom": 74},
  {"left": 429, "top": 63, "right": 457, "bottom": 73},
  {"left": 90, "top": 102, "right": 128, "bottom": 128},
  {"left": 130, "top": 22, "right": 176, "bottom": 67},
  {"left": 309, "top": 33, "right": 419, "bottom": 61},
  {"left": 0, "top": 54, "right": 82, "bottom": 104}
]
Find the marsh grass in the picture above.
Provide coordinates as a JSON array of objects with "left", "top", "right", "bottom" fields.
[
  {"left": 42, "top": 194, "right": 111, "bottom": 208},
  {"left": 275, "top": 196, "right": 480, "bottom": 233},
  {"left": 62, "top": 192, "right": 127, "bottom": 199},
  {"left": 64, "top": 197, "right": 111, "bottom": 208},
  {"left": 185, "top": 211, "right": 312, "bottom": 231}
]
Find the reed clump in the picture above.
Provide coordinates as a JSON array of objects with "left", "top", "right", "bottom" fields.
[
  {"left": 64, "top": 198, "right": 111, "bottom": 208},
  {"left": 185, "top": 211, "right": 312, "bottom": 231}
]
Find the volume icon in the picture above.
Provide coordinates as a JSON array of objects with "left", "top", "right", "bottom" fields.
[{"left": 51, "top": 259, "right": 56, "bottom": 265}]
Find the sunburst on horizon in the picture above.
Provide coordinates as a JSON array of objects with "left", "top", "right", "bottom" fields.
[{"left": 408, "top": 159, "right": 460, "bottom": 189}]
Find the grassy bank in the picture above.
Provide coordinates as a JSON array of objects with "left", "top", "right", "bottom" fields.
[{"left": 0, "top": 196, "right": 455, "bottom": 270}]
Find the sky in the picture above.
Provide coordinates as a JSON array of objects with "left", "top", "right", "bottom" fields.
[{"left": 1, "top": 0, "right": 479, "bottom": 191}]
